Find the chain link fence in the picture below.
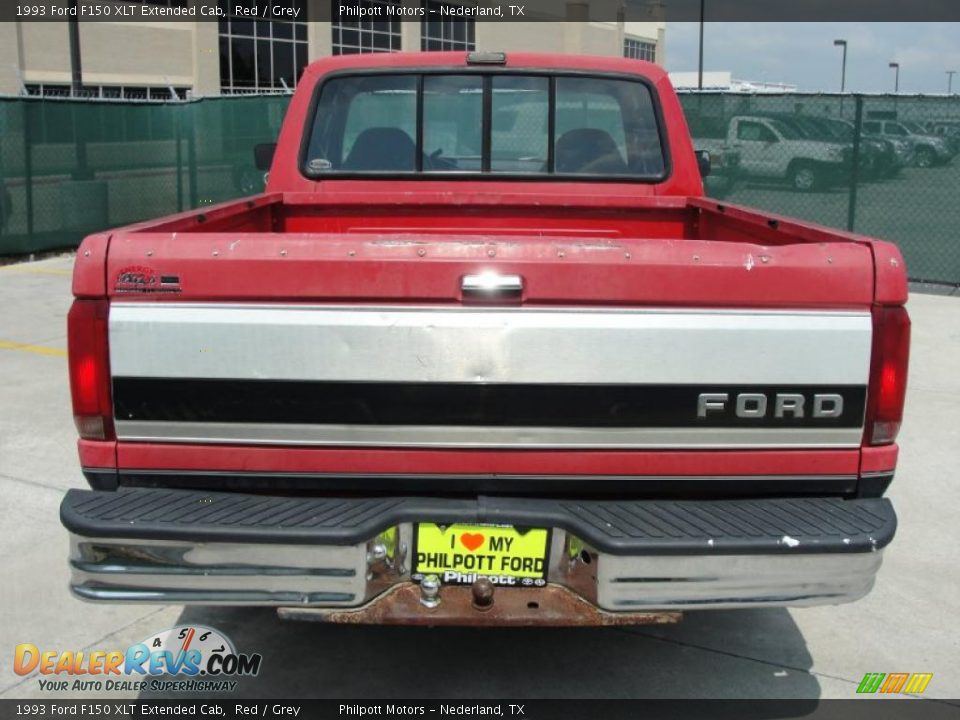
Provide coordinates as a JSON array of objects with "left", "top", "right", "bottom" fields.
[{"left": 1, "top": 92, "right": 958, "bottom": 285}]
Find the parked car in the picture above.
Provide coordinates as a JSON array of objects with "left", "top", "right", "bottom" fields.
[
  {"left": 727, "top": 114, "right": 851, "bottom": 191},
  {"left": 757, "top": 113, "right": 883, "bottom": 181},
  {"left": 808, "top": 116, "right": 907, "bottom": 179},
  {"left": 928, "top": 122, "right": 960, "bottom": 155},
  {"left": 838, "top": 119, "right": 914, "bottom": 176},
  {"left": 61, "top": 52, "right": 909, "bottom": 625},
  {"left": 685, "top": 114, "right": 742, "bottom": 197},
  {"left": 862, "top": 120, "right": 954, "bottom": 168}
]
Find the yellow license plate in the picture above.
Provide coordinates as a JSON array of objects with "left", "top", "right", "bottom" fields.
[{"left": 414, "top": 523, "right": 550, "bottom": 587}]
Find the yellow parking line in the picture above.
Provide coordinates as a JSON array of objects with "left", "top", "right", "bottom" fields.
[
  {"left": 0, "top": 340, "right": 68, "bottom": 357},
  {"left": 0, "top": 265, "right": 72, "bottom": 277}
]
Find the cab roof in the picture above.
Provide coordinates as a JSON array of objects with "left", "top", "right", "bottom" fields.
[{"left": 301, "top": 51, "right": 668, "bottom": 84}]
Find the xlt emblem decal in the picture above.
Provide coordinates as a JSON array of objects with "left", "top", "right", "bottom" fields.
[
  {"left": 698, "top": 392, "right": 844, "bottom": 420},
  {"left": 114, "top": 266, "right": 181, "bottom": 294}
]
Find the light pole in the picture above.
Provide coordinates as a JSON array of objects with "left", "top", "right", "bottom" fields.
[
  {"left": 948, "top": 70, "right": 957, "bottom": 94},
  {"left": 889, "top": 62, "right": 900, "bottom": 93},
  {"left": 697, "top": 0, "right": 705, "bottom": 90},
  {"left": 68, "top": 0, "right": 82, "bottom": 97},
  {"left": 834, "top": 39, "right": 847, "bottom": 92}
]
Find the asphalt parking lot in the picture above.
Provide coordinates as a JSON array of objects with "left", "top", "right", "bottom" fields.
[{"left": 1, "top": 254, "right": 958, "bottom": 702}]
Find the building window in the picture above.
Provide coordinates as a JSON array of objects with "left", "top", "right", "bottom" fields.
[
  {"left": 624, "top": 38, "right": 657, "bottom": 62},
  {"left": 421, "top": 1, "right": 476, "bottom": 51},
  {"left": 24, "top": 83, "right": 188, "bottom": 101},
  {"left": 23, "top": 84, "right": 71, "bottom": 98},
  {"left": 218, "top": 0, "right": 308, "bottom": 94},
  {"left": 332, "top": 1, "right": 402, "bottom": 54}
]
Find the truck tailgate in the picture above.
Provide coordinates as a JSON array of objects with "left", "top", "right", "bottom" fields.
[{"left": 99, "top": 232, "right": 873, "bottom": 453}]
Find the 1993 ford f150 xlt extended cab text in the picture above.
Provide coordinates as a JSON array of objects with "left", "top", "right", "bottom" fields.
[{"left": 61, "top": 52, "right": 910, "bottom": 626}]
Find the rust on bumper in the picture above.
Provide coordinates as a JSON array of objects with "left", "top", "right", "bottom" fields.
[{"left": 276, "top": 582, "right": 681, "bottom": 626}]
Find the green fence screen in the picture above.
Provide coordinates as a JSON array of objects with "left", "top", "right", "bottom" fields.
[
  {"left": 1, "top": 92, "right": 958, "bottom": 285},
  {"left": 0, "top": 94, "right": 290, "bottom": 256}
]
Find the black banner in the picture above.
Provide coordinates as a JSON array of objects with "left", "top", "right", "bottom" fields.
[
  {"left": 3, "top": 0, "right": 960, "bottom": 24},
  {"left": 1, "top": 699, "right": 959, "bottom": 720}
]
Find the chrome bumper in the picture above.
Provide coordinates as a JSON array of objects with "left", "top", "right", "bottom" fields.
[
  {"left": 69, "top": 529, "right": 884, "bottom": 612},
  {"left": 64, "top": 489, "right": 895, "bottom": 615},
  {"left": 69, "top": 535, "right": 371, "bottom": 606},
  {"left": 597, "top": 551, "right": 882, "bottom": 610}
]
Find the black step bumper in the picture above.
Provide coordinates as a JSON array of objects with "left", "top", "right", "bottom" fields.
[
  {"left": 61, "top": 488, "right": 896, "bottom": 612},
  {"left": 61, "top": 488, "right": 896, "bottom": 556}
]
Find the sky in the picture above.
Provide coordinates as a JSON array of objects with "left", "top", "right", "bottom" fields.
[{"left": 663, "top": 23, "right": 960, "bottom": 93}]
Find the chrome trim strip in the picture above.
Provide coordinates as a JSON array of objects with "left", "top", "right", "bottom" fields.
[
  {"left": 114, "top": 420, "right": 864, "bottom": 448},
  {"left": 71, "top": 587, "right": 357, "bottom": 604},
  {"left": 69, "top": 560, "right": 356, "bottom": 577},
  {"left": 69, "top": 536, "right": 371, "bottom": 607},
  {"left": 596, "top": 552, "right": 883, "bottom": 610},
  {"left": 109, "top": 303, "right": 873, "bottom": 386},
  {"left": 68, "top": 529, "right": 885, "bottom": 611}
]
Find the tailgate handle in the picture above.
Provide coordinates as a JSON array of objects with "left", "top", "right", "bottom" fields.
[{"left": 461, "top": 273, "right": 524, "bottom": 302}]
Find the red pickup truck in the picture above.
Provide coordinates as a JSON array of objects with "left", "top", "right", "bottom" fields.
[{"left": 62, "top": 52, "right": 909, "bottom": 626}]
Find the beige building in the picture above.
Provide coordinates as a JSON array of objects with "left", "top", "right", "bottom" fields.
[{"left": 0, "top": 2, "right": 664, "bottom": 98}]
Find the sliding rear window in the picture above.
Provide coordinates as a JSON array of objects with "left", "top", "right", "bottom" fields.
[{"left": 302, "top": 72, "right": 667, "bottom": 180}]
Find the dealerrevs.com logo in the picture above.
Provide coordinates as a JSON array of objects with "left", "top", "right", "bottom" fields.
[{"left": 14, "top": 625, "right": 262, "bottom": 693}]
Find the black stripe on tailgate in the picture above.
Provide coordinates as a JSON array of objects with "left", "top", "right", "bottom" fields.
[{"left": 112, "top": 378, "right": 866, "bottom": 428}]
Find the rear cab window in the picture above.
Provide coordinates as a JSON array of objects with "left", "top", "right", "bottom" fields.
[{"left": 303, "top": 71, "right": 667, "bottom": 180}]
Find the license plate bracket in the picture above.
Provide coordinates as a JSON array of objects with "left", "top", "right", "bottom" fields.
[{"left": 413, "top": 523, "right": 551, "bottom": 587}]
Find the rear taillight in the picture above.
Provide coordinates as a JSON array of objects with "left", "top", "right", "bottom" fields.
[
  {"left": 67, "top": 299, "right": 114, "bottom": 441},
  {"left": 864, "top": 305, "right": 911, "bottom": 446}
]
